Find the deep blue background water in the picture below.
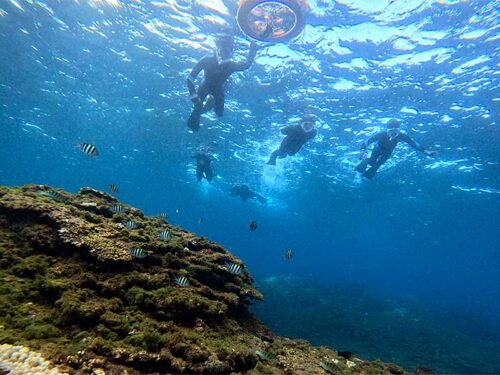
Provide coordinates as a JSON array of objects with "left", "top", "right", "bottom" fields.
[{"left": 0, "top": 0, "right": 499, "bottom": 373}]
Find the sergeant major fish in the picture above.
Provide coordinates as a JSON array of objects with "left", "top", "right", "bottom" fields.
[
  {"left": 175, "top": 276, "right": 189, "bottom": 287},
  {"left": 123, "top": 220, "right": 138, "bottom": 229},
  {"left": 129, "top": 247, "right": 147, "bottom": 259},
  {"left": 158, "top": 230, "right": 172, "bottom": 241},
  {"left": 110, "top": 204, "right": 125, "bottom": 213},
  {"left": 78, "top": 143, "right": 98, "bottom": 157},
  {"left": 225, "top": 262, "right": 243, "bottom": 275}
]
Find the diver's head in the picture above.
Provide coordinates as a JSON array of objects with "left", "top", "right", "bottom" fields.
[
  {"left": 301, "top": 120, "right": 315, "bottom": 133},
  {"left": 301, "top": 114, "right": 316, "bottom": 132},
  {"left": 214, "top": 33, "right": 234, "bottom": 63},
  {"left": 386, "top": 119, "right": 401, "bottom": 139}
]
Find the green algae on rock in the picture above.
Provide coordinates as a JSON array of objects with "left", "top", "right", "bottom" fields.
[{"left": 0, "top": 185, "right": 408, "bottom": 374}]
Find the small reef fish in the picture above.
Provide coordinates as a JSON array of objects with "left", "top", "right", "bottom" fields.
[
  {"left": 110, "top": 204, "right": 125, "bottom": 213},
  {"left": 319, "top": 361, "right": 341, "bottom": 374},
  {"left": 40, "top": 190, "right": 64, "bottom": 201},
  {"left": 225, "top": 262, "right": 243, "bottom": 275},
  {"left": 255, "top": 350, "right": 277, "bottom": 362},
  {"left": 78, "top": 143, "right": 98, "bottom": 157},
  {"left": 198, "top": 216, "right": 203, "bottom": 224},
  {"left": 158, "top": 230, "right": 172, "bottom": 241},
  {"left": 175, "top": 276, "right": 189, "bottom": 287},
  {"left": 158, "top": 212, "right": 168, "bottom": 222},
  {"left": 175, "top": 208, "right": 180, "bottom": 215},
  {"left": 249, "top": 220, "right": 257, "bottom": 231},
  {"left": 123, "top": 220, "right": 138, "bottom": 229},
  {"left": 108, "top": 184, "right": 119, "bottom": 194},
  {"left": 284, "top": 249, "right": 294, "bottom": 260},
  {"left": 129, "top": 247, "right": 147, "bottom": 259}
]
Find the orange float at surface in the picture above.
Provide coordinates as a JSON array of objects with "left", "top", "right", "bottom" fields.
[{"left": 237, "top": 0, "right": 308, "bottom": 42}]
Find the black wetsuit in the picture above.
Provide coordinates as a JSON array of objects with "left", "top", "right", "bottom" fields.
[
  {"left": 187, "top": 44, "right": 257, "bottom": 131},
  {"left": 230, "top": 184, "right": 267, "bottom": 204},
  {"left": 268, "top": 125, "right": 317, "bottom": 165},
  {"left": 194, "top": 152, "right": 214, "bottom": 182},
  {"left": 356, "top": 131, "right": 427, "bottom": 179}
]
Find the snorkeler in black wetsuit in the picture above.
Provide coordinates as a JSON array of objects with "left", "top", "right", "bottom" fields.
[
  {"left": 230, "top": 184, "right": 267, "bottom": 204},
  {"left": 355, "top": 119, "right": 436, "bottom": 179},
  {"left": 194, "top": 150, "right": 214, "bottom": 182},
  {"left": 186, "top": 34, "right": 257, "bottom": 131},
  {"left": 267, "top": 114, "right": 317, "bottom": 165}
]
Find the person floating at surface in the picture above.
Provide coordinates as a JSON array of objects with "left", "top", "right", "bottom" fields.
[
  {"left": 230, "top": 184, "right": 267, "bottom": 204},
  {"left": 355, "top": 119, "right": 437, "bottom": 179},
  {"left": 186, "top": 33, "right": 257, "bottom": 131},
  {"left": 267, "top": 114, "right": 317, "bottom": 166},
  {"left": 193, "top": 149, "right": 214, "bottom": 182}
]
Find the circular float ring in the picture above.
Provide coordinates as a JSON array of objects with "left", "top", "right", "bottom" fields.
[{"left": 237, "top": 0, "right": 307, "bottom": 42}]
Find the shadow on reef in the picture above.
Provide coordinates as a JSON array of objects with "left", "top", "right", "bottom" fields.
[
  {"left": 0, "top": 185, "right": 409, "bottom": 374},
  {"left": 253, "top": 276, "right": 500, "bottom": 375}
]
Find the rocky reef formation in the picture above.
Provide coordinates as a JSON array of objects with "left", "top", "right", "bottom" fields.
[{"left": 0, "top": 185, "right": 407, "bottom": 374}]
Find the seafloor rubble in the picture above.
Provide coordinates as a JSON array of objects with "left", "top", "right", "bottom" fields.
[{"left": 0, "top": 185, "right": 408, "bottom": 374}]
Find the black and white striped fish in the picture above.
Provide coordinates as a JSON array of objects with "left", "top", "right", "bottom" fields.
[
  {"left": 79, "top": 143, "right": 98, "bottom": 157},
  {"left": 175, "top": 276, "right": 189, "bottom": 287},
  {"left": 110, "top": 204, "right": 125, "bottom": 213},
  {"left": 158, "top": 230, "right": 172, "bottom": 241},
  {"left": 319, "top": 361, "right": 341, "bottom": 374},
  {"left": 158, "top": 212, "right": 168, "bottom": 222},
  {"left": 129, "top": 247, "right": 147, "bottom": 259},
  {"left": 255, "top": 350, "right": 277, "bottom": 362},
  {"left": 225, "top": 262, "right": 243, "bottom": 275},
  {"left": 40, "top": 190, "right": 64, "bottom": 201},
  {"left": 108, "top": 184, "right": 119, "bottom": 194},
  {"left": 284, "top": 249, "right": 294, "bottom": 260},
  {"left": 123, "top": 220, "right": 138, "bottom": 229}
]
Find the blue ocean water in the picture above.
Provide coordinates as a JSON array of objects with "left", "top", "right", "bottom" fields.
[{"left": 0, "top": 0, "right": 499, "bottom": 373}]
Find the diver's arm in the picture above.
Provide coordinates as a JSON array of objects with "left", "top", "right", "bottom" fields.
[
  {"left": 361, "top": 132, "right": 383, "bottom": 150},
  {"left": 230, "top": 41, "right": 257, "bottom": 72},
  {"left": 307, "top": 129, "right": 318, "bottom": 140},
  {"left": 400, "top": 133, "right": 428, "bottom": 154},
  {"left": 187, "top": 57, "right": 209, "bottom": 101}
]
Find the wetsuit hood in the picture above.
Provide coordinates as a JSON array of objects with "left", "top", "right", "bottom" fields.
[
  {"left": 386, "top": 119, "right": 400, "bottom": 129},
  {"left": 386, "top": 119, "right": 401, "bottom": 140},
  {"left": 214, "top": 34, "right": 234, "bottom": 63},
  {"left": 301, "top": 113, "right": 316, "bottom": 133}
]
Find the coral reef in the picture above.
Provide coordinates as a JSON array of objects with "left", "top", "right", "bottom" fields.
[{"left": 0, "top": 185, "right": 407, "bottom": 374}]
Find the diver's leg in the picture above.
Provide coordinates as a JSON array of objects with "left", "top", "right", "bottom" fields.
[
  {"left": 188, "top": 85, "right": 208, "bottom": 131},
  {"left": 363, "top": 152, "right": 390, "bottom": 179},
  {"left": 355, "top": 159, "right": 369, "bottom": 173},
  {"left": 267, "top": 150, "right": 280, "bottom": 165},
  {"left": 357, "top": 147, "right": 381, "bottom": 174},
  {"left": 202, "top": 96, "right": 214, "bottom": 114},
  {"left": 196, "top": 168, "right": 203, "bottom": 182},
  {"left": 355, "top": 151, "right": 375, "bottom": 173},
  {"left": 205, "top": 166, "right": 214, "bottom": 182},
  {"left": 214, "top": 90, "right": 225, "bottom": 118},
  {"left": 256, "top": 194, "right": 267, "bottom": 204}
]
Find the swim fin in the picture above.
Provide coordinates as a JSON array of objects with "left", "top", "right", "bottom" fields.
[{"left": 188, "top": 108, "right": 201, "bottom": 131}]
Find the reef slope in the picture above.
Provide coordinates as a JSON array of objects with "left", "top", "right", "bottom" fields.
[{"left": 0, "top": 185, "right": 406, "bottom": 374}]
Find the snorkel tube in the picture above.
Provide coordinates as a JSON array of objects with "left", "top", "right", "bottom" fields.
[{"left": 237, "top": 0, "right": 309, "bottom": 42}]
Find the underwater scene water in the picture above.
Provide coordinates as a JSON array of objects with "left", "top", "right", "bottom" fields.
[{"left": 0, "top": 0, "right": 499, "bottom": 373}]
